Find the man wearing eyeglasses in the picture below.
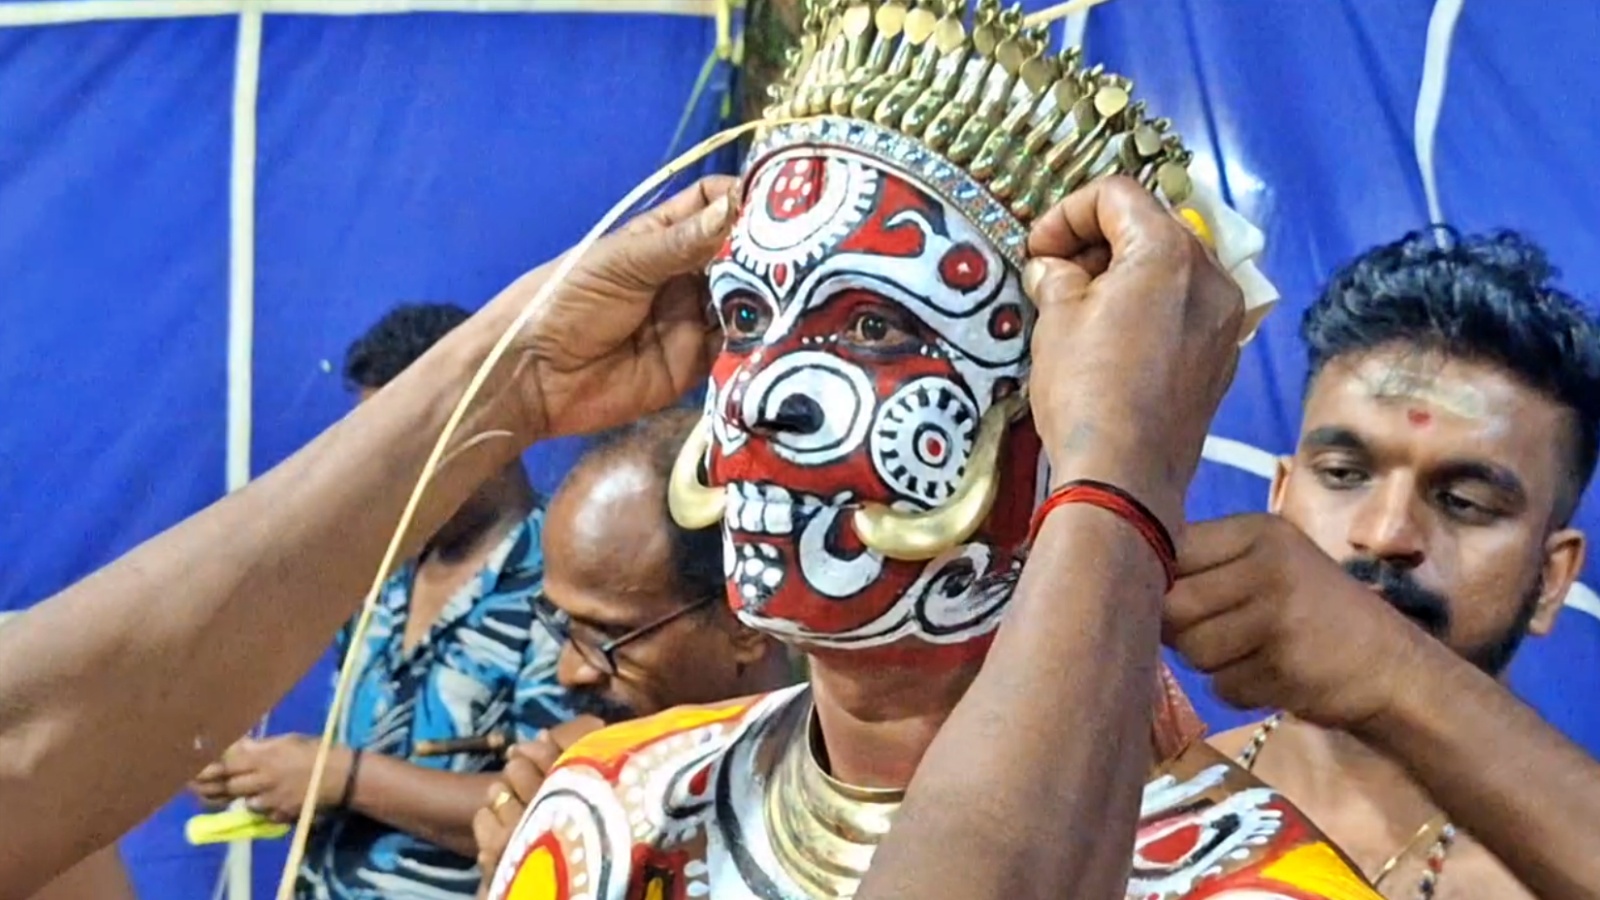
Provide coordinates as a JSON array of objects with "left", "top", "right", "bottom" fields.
[{"left": 471, "top": 408, "right": 796, "bottom": 884}]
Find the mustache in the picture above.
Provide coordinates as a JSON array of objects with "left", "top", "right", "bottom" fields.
[
  {"left": 570, "top": 690, "right": 636, "bottom": 725},
  {"left": 1342, "top": 558, "right": 1452, "bottom": 637}
]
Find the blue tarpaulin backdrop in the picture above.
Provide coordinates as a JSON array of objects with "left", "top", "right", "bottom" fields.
[{"left": 1, "top": 2, "right": 1596, "bottom": 898}]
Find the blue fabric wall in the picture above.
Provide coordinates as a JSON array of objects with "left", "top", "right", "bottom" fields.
[
  {"left": 0, "top": 3, "right": 1596, "bottom": 898},
  {"left": 1075, "top": 0, "right": 1600, "bottom": 751},
  {"left": 0, "top": 20, "right": 237, "bottom": 895},
  {"left": 0, "top": 8, "right": 729, "bottom": 899}
]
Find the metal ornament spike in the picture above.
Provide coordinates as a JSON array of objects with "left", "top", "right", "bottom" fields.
[
  {"left": 720, "top": 0, "right": 1242, "bottom": 558},
  {"left": 750, "top": 0, "right": 1203, "bottom": 271}
]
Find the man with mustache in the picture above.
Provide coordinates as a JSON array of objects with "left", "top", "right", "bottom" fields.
[
  {"left": 470, "top": 407, "right": 795, "bottom": 884},
  {"left": 1170, "top": 228, "right": 1600, "bottom": 900}
]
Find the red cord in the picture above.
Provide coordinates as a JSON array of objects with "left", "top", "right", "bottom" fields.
[{"left": 1028, "top": 480, "right": 1177, "bottom": 590}]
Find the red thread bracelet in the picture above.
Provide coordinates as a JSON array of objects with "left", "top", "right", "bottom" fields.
[{"left": 1028, "top": 480, "right": 1177, "bottom": 590}]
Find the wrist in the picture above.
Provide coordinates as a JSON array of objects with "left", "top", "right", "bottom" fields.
[
  {"left": 1046, "top": 452, "right": 1185, "bottom": 542},
  {"left": 1032, "top": 502, "right": 1170, "bottom": 595},
  {"left": 433, "top": 294, "right": 547, "bottom": 457},
  {"left": 1347, "top": 633, "right": 1449, "bottom": 747},
  {"left": 321, "top": 747, "right": 359, "bottom": 810}
]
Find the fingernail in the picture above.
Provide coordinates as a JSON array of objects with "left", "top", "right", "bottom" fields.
[
  {"left": 1022, "top": 258, "right": 1048, "bottom": 299},
  {"left": 697, "top": 195, "right": 732, "bottom": 235}
]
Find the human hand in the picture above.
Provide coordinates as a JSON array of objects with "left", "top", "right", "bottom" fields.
[
  {"left": 190, "top": 735, "right": 351, "bottom": 824},
  {"left": 483, "top": 176, "right": 737, "bottom": 443},
  {"left": 473, "top": 715, "right": 605, "bottom": 878},
  {"left": 1164, "top": 514, "right": 1432, "bottom": 732},
  {"left": 1023, "top": 176, "right": 1244, "bottom": 532},
  {"left": 188, "top": 759, "right": 234, "bottom": 811}
]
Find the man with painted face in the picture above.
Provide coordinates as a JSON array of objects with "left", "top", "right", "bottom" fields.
[
  {"left": 487, "top": 3, "right": 1380, "bottom": 899},
  {"left": 1166, "top": 229, "right": 1600, "bottom": 900}
]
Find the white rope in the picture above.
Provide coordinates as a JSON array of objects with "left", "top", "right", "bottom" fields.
[
  {"left": 0, "top": 0, "right": 716, "bottom": 27},
  {"left": 1566, "top": 583, "right": 1600, "bottom": 620},
  {"left": 1414, "top": 0, "right": 1466, "bottom": 228},
  {"left": 1201, "top": 434, "right": 1279, "bottom": 480},
  {"left": 1060, "top": 6, "right": 1090, "bottom": 50},
  {"left": 224, "top": 11, "right": 263, "bottom": 897},
  {"left": 226, "top": 8, "right": 261, "bottom": 497},
  {"left": 210, "top": 856, "right": 229, "bottom": 900}
]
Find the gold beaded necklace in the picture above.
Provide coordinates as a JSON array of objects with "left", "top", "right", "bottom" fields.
[{"left": 1239, "top": 713, "right": 1456, "bottom": 899}]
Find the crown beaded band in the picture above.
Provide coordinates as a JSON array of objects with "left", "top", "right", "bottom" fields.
[{"left": 759, "top": 0, "right": 1195, "bottom": 248}]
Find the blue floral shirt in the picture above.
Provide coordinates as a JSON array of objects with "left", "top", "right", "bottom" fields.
[{"left": 297, "top": 509, "right": 572, "bottom": 900}]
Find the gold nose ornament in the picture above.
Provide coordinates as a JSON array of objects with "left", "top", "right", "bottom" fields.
[{"left": 667, "top": 392, "right": 1028, "bottom": 562}]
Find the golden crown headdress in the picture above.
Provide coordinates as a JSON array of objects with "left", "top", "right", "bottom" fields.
[{"left": 744, "top": 0, "right": 1278, "bottom": 314}]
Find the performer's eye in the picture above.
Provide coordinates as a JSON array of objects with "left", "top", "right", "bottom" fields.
[
  {"left": 844, "top": 305, "right": 918, "bottom": 353},
  {"left": 720, "top": 295, "right": 771, "bottom": 345}
]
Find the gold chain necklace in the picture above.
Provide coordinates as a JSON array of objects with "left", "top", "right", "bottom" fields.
[{"left": 1239, "top": 714, "right": 1456, "bottom": 899}]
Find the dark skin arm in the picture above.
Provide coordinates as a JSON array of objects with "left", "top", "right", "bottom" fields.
[
  {"left": 1370, "top": 642, "right": 1600, "bottom": 900},
  {"left": 856, "top": 177, "right": 1245, "bottom": 900},
  {"left": 861, "top": 508, "right": 1168, "bottom": 900},
  {"left": 345, "top": 753, "right": 496, "bottom": 858},
  {"left": 0, "top": 330, "right": 516, "bottom": 897},
  {"left": 24, "top": 847, "right": 136, "bottom": 900},
  {"left": 1167, "top": 513, "right": 1600, "bottom": 900},
  {"left": 0, "top": 176, "right": 735, "bottom": 898}
]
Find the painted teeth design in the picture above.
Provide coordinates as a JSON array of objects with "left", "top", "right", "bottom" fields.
[
  {"left": 723, "top": 481, "right": 825, "bottom": 536},
  {"left": 733, "top": 542, "right": 785, "bottom": 610}
]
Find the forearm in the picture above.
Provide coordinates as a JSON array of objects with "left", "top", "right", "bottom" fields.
[
  {"left": 25, "top": 846, "right": 135, "bottom": 900},
  {"left": 0, "top": 292, "right": 535, "bottom": 895},
  {"left": 858, "top": 504, "right": 1166, "bottom": 900},
  {"left": 347, "top": 754, "right": 499, "bottom": 858},
  {"left": 1362, "top": 639, "right": 1600, "bottom": 900}
]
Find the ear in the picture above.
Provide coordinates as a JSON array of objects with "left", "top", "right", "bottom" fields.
[
  {"left": 1532, "top": 528, "right": 1587, "bottom": 636},
  {"left": 1267, "top": 455, "right": 1294, "bottom": 515},
  {"left": 719, "top": 612, "right": 774, "bottom": 667}
]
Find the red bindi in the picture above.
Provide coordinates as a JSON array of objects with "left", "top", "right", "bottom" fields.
[{"left": 1406, "top": 408, "right": 1432, "bottom": 426}]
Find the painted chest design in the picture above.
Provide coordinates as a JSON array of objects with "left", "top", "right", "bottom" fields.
[{"left": 487, "top": 687, "right": 1380, "bottom": 900}]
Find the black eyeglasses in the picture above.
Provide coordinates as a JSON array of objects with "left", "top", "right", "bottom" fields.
[{"left": 535, "top": 595, "right": 718, "bottom": 676}]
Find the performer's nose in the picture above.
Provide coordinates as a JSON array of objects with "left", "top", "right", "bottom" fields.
[{"left": 756, "top": 394, "right": 824, "bottom": 436}]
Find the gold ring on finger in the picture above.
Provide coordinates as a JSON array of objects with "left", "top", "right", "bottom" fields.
[{"left": 491, "top": 788, "right": 515, "bottom": 812}]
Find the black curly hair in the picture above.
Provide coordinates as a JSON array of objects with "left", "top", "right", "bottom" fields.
[
  {"left": 1302, "top": 228, "right": 1600, "bottom": 522},
  {"left": 344, "top": 303, "right": 473, "bottom": 391}
]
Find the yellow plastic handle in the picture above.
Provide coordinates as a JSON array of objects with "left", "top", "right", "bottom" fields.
[{"left": 185, "top": 808, "right": 291, "bottom": 845}]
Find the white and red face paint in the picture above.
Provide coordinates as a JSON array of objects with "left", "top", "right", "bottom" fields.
[{"left": 702, "top": 147, "right": 1042, "bottom": 665}]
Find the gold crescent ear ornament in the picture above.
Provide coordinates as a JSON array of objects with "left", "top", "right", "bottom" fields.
[
  {"left": 852, "top": 391, "right": 1028, "bottom": 561},
  {"left": 668, "top": 415, "right": 728, "bottom": 529}
]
